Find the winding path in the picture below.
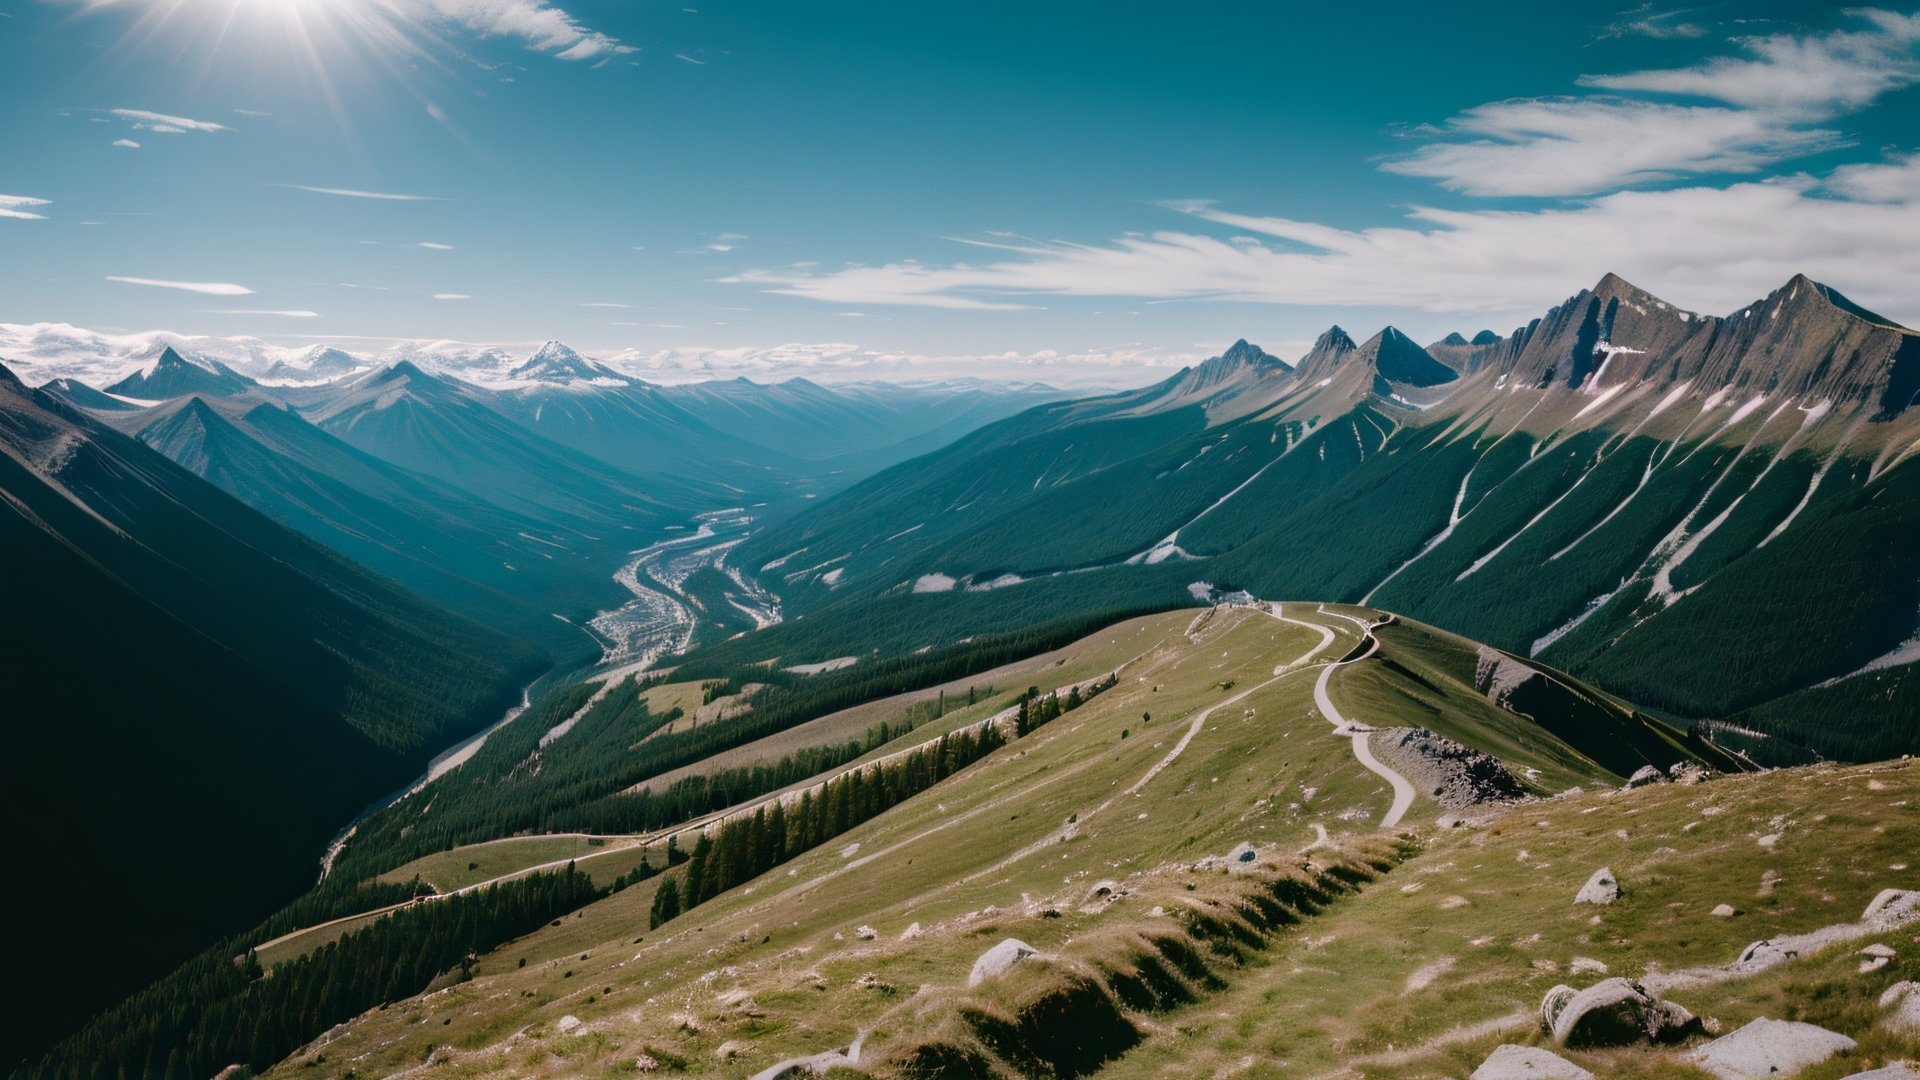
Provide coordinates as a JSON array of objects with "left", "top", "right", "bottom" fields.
[{"left": 1305, "top": 607, "right": 1418, "bottom": 829}]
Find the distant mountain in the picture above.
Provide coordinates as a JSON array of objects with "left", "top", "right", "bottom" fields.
[
  {"left": 0, "top": 363, "right": 535, "bottom": 1064},
  {"left": 505, "top": 340, "right": 636, "bottom": 385},
  {"left": 261, "top": 345, "right": 363, "bottom": 382},
  {"left": 730, "top": 273, "right": 1920, "bottom": 764},
  {"left": 37, "top": 376, "right": 141, "bottom": 411},
  {"left": 659, "top": 375, "right": 1062, "bottom": 469},
  {"left": 1362, "top": 326, "right": 1457, "bottom": 389},
  {"left": 104, "top": 345, "right": 255, "bottom": 400},
  {"left": 303, "top": 360, "right": 708, "bottom": 527},
  {"left": 108, "top": 393, "right": 617, "bottom": 658}
]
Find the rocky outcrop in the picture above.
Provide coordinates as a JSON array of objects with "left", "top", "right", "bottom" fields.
[
  {"left": 1471, "top": 1044, "right": 1595, "bottom": 1080},
  {"left": 1687, "top": 1017, "right": 1855, "bottom": 1079},
  {"left": 1370, "top": 727, "right": 1528, "bottom": 809},
  {"left": 1293, "top": 325, "right": 1360, "bottom": 383},
  {"left": 1541, "top": 977, "right": 1700, "bottom": 1047}
]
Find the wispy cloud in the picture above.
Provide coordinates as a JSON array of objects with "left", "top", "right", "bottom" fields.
[
  {"left": 1384, "top": 10, "right": 1920, "bottom": 196},
  {"left": 1598, "top": 3, "right": 1707, "bottom": 41},
  {"left": 580, "top": 302, "right": 631, "bottom": 308},
  {"left": 419, "top": 241, "right": 455, "bottom": 250},
  {"left": 731, "top": 152, "right": 1920, "bottom": 326},
  {"left": 196, "top": 309, "right": 320, "bottom": 318},
  {"left": 426, "top": 0, "right": 634, "bottom": 61},
  {"left": 281, "top": 185, "right": 441, "bottom": 201},
  {"left": 110, "top": 108, "right": 227, "bottom": 133},
  {"left": 113, "top": 138, "right": 140, "bottom": 149},
  {"left": 107, "top": 276, "right": 255, "bottom": 295},
  {"left": 0, "top": 194, "right": 51, "bottom": 220},
  {"left": 433, "top": 292, "right": 471, "bottom": 300}
]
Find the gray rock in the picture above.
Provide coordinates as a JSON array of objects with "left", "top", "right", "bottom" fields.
[
  {"left": 1471, "top": 1044, "right": 1595, "bottom": 1079},
  {"left": 1575, "top": 868, "right": 1620, "bottom": 906},
  {"left": 1687, "top": 1017, "right": 1855, "bottom": 1079},
  {"left": 1883, "top": 981, "right": 1920, "bottom": 1037},
  {"left": 1712, "top": 904, "right": 1739, "bottom": 917},
  {"left": 1864, "top": 888, "right": 1919, "bottom": 923},
  {"left": 1669, "top": 761, "right": 1711, "bottom": 784},
  {"left": 1230, "top": 841, "right": 1258, "bottom": 863},
  {"left": 968, "top": 938, "right": 1040, "bottom": 987},
  {"left": 1548, "top": 977, "right": 1699, "bottom": 1047},
  {"left": 1625, "top": 764, "right": 1667, "bottom": 788}
]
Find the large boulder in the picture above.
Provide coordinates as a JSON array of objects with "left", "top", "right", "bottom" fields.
[
  {"left": 1543, "top": 978, "right": 1700, "bottom": 1047},
  {"left": 1864, "top": 888, "right": 1919, "bottom": 924},
  {"left": 1471, "top": 1044, "right": 1595, "bottom": 1079},
  {"left": 1575, "top": 868, "right": 1620, "bottom": 906},
  {"left": 1838, "top": 1067, "right": 1920, "bottom": 1080},
  {"left": 1687, "top": 1017, "right": 1855, "bottom": 1079},
  {"left": 969, "top": 938, "right": 1040, "bottom": 987},
  {"left": 1625, "top": 764, "right": 1666, "bottom": 788}
]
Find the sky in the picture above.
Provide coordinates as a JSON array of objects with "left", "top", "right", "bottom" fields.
[{"left": 1, "top": 0, "right": 1918, "bottom": 385}]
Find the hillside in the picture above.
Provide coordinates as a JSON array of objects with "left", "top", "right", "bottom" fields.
[
  {"left": 52, "top": 603, "right": 1909, "bottom": 1078},
  {"left": 0, "top": 364, "right": 539, "bottom": 1065},
  {"left": 730, "top": 274, "right": 1920, "bottom": 763}
]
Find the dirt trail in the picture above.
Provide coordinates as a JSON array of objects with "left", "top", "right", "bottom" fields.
[{"left": 1308, "top": 606, "right": 1418, "bottom": 829}]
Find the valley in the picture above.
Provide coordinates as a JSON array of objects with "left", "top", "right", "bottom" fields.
[{"left": 6, "top": 272, "right": 1918, "bottom": 1078}]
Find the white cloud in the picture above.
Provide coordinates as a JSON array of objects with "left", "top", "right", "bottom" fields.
[
  {"left": 1582, "top": 12, "right": 1920, "bottom": 110},
  {"left": 423, "top": 0, "right": 633, "bottom": 61},
  {"left": 733, "top": 158, "right": 1920, "bottom": 327},
  {"left": 106, "top": 276, "right": 255, "bottom": 296},
  {"left": 1384, "top": 10, "right": 1920, "bottom": 197},
  {"left": 433, "top": 292, "right": 471, "bottom": 300},
  {"left": 113, "top": 138, "right": 141, "bottom": 148},
  {"left": 110, "top": 108, "right": 227, "bottom": 132},
  {"left": 196, "top": 309, "right": 321, "bottom": 318},
  {"left": 0, "top": 194, "right": 51, "bottom": 220},
  {"left": 419, "top": 241, "right": 455, "bottom": 250},
  {"left": 580, "top": 302, "right": 630, "bottom": 308},
  {"left": 1381, "top": 97, "right": 1841, "bottom": 196},
  {"left": 282, "top": 185, "right": 440, "bottom": 201}
]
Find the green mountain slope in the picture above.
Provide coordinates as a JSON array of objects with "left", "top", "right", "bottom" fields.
[
  {"left": 0, "top": 364, "right": 539, "bottom": 1066},
  {"left": 727, "top": 275, "right": 1920, "bottom": 762}
]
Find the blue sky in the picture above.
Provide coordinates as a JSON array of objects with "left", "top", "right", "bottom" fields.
[{"left": 2, "top": 0, "right": 1918, "bottom": 382}]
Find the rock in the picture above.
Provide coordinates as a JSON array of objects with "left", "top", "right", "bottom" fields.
[
  {"left": 556, "top": 1014, "right": 582, "bottom": 1035},
  {"left": 1712, "top": 904, "right": 1739, "bottom": 917},
  {"left": 1625, "top": 764, "right": 1666, "bottom": 788},
  {"left": 969, "top": 938, "right": 1040, "bottom": 987},
  {"left": 1575, "top": 868, "right": 1620, "bottom": 906},
  {"left": 1863, "top": 956, "right": 1890, "bottom": 973},
  {"left": 1862, "top": 943, "right": 1897, "bottom": 958},
  {"left": 1569, "top": 957, "right": 1609, "bottom": 975},
  {"left": 1883, "top": 981, "right": 1920, "bottom": 1036},
  {"left": 1471, "top": 1044, "right": 1595, "bottom": 1079},
  {"left": 716, "top": 1040, "right": 748, "bottom": 1062},
  {"left": 1864, "top": 888, "right": 1919, "bottom": 923},
  {"left": 1547, "top": 978, "right": 1700, "bottom": 1047},
  {"left": 1687, "top": 1017, "right": 1855, "bottom": 1079},
  {"left": 854, "top": 925, "right": 878, "bottom": 941},
  {"left": 898, "top": 922, "right": 922, "bottom": 940},
  {"left": 1669, "top": 761, "right": 1711, "bottom": 784},
  {"left": 1085, "top": 879, "right": 1120, "bottom": 902},
  {"left": 1230, "top": 841, "right": 1257, "bottom": 863}
]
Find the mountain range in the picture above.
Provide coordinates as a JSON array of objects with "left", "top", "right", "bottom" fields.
[
  {"left": 725, "top": 273, "right": 1919, "bottom": 763},
  {"left": 6, "top": 270, "right": 1917, "bottom": 1074}
]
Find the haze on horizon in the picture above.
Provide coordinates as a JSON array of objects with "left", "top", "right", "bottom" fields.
[{"left": 3, "top": 0, "right": 1918, "bottom": 385}]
